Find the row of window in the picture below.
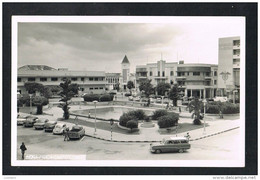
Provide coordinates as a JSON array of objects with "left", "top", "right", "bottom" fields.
[
  {"left": 177, "top": 71, "right": 218, "bottom": 77},
  {"left": 18, "top": 77, "right": 105, "bottom": 82},
  {"left": 177, "top": 80, "right": 217, "bottom": 86},
  {"left": 150, "top": 71, "right": 174, "bottom": 77},
  {"left": 89, "top": 87, "right": 104, "bottom": 90}
]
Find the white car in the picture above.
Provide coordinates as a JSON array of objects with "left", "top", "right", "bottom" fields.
[
  {"left": 213, "top": 97, "right": 228, "bottom": 102},
  {"left": 53, "top": 123, "right": 68, "bottom": 135},
  {"left": 17, "top": 114, "right": 29, "bottom": 125},
  {"left": 128, "top": 96, "right": 134, "bottom": 101}
]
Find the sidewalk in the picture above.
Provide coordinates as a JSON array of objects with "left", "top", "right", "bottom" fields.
[{"left": 19, "top": 105, "right": 241, "bottom": 143}]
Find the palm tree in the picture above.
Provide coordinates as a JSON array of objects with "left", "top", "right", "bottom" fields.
[{"left": 188, "top": 97, "right": 204, "bottom": 125}]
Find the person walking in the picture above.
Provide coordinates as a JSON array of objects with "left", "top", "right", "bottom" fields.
[
  {"left": 185, "top": 132, "right": 191, "bottom": 141},
  {"left": 20, "top": 142, "right": 27, "bottom": 160},
  {"left": 64, "top": 128, "right": 70, "bottom": 141}
]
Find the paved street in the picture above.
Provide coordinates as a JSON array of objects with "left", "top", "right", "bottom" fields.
[{"left": 17, "top": 125, "right": 240, "bottom": 160}]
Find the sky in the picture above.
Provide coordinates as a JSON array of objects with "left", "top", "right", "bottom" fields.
[{"left": 17, "top": 17, "right": 244, "bottom": 73}]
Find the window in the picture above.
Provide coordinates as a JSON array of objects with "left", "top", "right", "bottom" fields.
[
  {"left": 150, "top": 71, "right": 153, "bottom": 76},
  {"left": 40, "top": 78, "right": 47, "bottom": 82},
  {"left": 193, "top": 72, "right": 200, "bottom": 76},
  {"left": 177, "top": 72, "right": 185, "bottom": 76},
  {"left": 214, "top": 80, "right": 217, "bottom": 85},
  {"left": 205, "top": 81, "right": 210, "bottom": 86},
  {"left": 18, "top": 78, "right": 21, "bottom": 82},
  {"left": 206, "top": 72, "right": 210, "bottom": 76},
  {"left": 89, "top": 77, "right": 93, "bottom": 81},
  {"left": 170, "top": 71, "right": 174, "bottom": 76},
  {"left": 28, "top": 77, "right": 35, "bottom": 81},
  {"left": 81, "top": 77, "right": 84, "bottom": 81},
  {"left": 94, "top": 77, "right": 98, "bottom": 81},
  {"left": 51, "top": 77, "right": 58, "bottom": 81},
  {"left": 94, "top": 87, "right": 99, "bottom": 90},
  {"left": 162, "top": 71, "right": 165, "bottom": 77},
  {"left": 90, "top": 87, "right": 93, "bottom": 90},
  {"left": 214, "top": 71, "right": 217, "bottom": 76},
  {"left": 187, "top": 72, "right": 189, "bottom": 76},
  {"left": 71, "top": 77, "right": 77, "bottom": 81},
  {"left": 158, "top": 71, "right": 160, "bottom": 76},
  {"left": 99, "top": 87, "right": 103, "bottom": 89}
]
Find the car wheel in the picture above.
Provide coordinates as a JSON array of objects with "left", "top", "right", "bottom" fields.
[
  {"left": 179, "top": 149, "right": 184, "bottom": 153},
  {"left": 155, "top": 149, "right": 161, "bottom": 154}
]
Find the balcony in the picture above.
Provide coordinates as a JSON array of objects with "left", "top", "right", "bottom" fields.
[
  {"left": 204, "top": 76, "right": 212, "bottom": 80},
  {"left": 154, "top": 76, "right": 167, "bottom": 79},
  {"left": 137, "top": 76, "right": 148, "bottom": 80},
  {"left": 233, "top": 45, "right": 240, "bottom": 49},
  {"left": 176, "top": 76, "right": 186, "bottom": 79},
  {"left": 233, "top": 54, "right": 240, "bottom": 59},
  {"left": 233, "top": 63, "right": 240, "bottom": 69}
]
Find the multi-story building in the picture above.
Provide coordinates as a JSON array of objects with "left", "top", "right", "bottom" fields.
[
  {"left": 136, "top": 60, "right": 218, "bottom": 98},
  {"left": 17, "top": 65, "right": 107, "bottom": 95},
  {"left": 105, "top": 73, "right": 120, "bottom": 90},
  {"left": 218, "top": 36, "right": 240, "bottom": 98},
  {"left": 176, "top": 63, "right": 218, "bottom": 98}
]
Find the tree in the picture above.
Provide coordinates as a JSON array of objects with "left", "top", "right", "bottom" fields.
[
  {"left": 139, "top": 79, "right": 154, "bottom": 97},
  {"left": 127, "top": 81, "right": 134, "bottom": 94},
  {"left": 156, "top": 82, "right": 171, "bottom": 96},
  {"left": 126, "top": 120, "right": 138, "bottom": 132},
  {"left": 32, "top": 96, "right": 49, "bottom": 114},
  {"left": 24, "top": 82, "right": 44, "bottom": 94},
  {"left": 59, "top": 78, "right": 77, "bottom": 119},
  {"left": 188, "top": 97, "right": 204, "bottom": 125},
  {"left": 168, "top": 84, "right": 179, "bottom": 106}
]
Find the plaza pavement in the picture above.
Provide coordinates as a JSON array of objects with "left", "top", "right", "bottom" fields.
[{"left": 19, "top": 104, "right": 241, "bottom": 143}]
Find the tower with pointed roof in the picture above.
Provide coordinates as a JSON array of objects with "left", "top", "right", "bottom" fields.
[{"left": 121, "top": 55, "right": 130, "bottom": 90}]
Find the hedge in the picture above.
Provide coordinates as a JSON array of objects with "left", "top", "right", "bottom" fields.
[
  {"left": 152, "top": 109, "right": 168, "bottom": 120},
  {"left": 157, "top": 112, "right": 179, "bottom": 128},
  {"left": 205, "top": 102, "right": 240, "bottom": 114},
  {"left": 83, "top": 94, "right": 114, "bottom": 102},
  {"left": 119, "top": 109, "right": 147, "bottom": 127},
  {"left": 126, "top": 120, "right": 138, "bottom": 130}
]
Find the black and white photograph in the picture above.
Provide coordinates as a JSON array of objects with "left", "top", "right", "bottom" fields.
[
  {"left": 13, "top": 16, "right": 245, "bottom": 166},
  {"left": 2, "top": 2, "right": 257, "bottom": 177}
]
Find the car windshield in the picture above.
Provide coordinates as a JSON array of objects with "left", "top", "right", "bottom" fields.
[
  {"left": 55, "top": 125, "right": 62, "bottom": 128},
  {"left": 36, "top": 119, "right": 46, "bottom": 123}
]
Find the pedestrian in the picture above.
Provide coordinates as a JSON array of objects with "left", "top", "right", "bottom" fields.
[
  {"left": 185, "top": 132, "right": 191, "bottom": 141},
  {"left": 64, "top": 128, "right": 70, "bottom": 141},
  {"left": 20, "top": 142, "right": 27, "bottom": 160},
  {"left": 219, "top": 110, "right": 223, "bottom": 119},
  {"left": 88, "top": 111, "right": 91, "bottom": 118}
]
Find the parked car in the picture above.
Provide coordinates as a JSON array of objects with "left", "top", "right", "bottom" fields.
[
  {"left": 67, "top": 125, "right": 85, "bottom": 139},
  {"left": 34, "top": 118, "right": 49, "bottom": 130},
  {"left": 134, "top": 96, "right": 141, "bottom": 101},
  {"left": 44, "top": 120, "right": 57, "bottom": 132},
  {"left": 53, "top": 123, "right": 68, "bottom": 135},
  {"left": 128, "top": 96, "right": 134, "bottom": 101},
  {"left": 213, "top": 96, "right": 228, "bottom": 102},
  {"left": 23, "top": 116, "right": 38, "bottom": 127},
  {"left": 17, "top": 114, "right": 29, "bottom": 125},
  {"left": 124, "top": 92, "right": 131, "bottom": 97},
  {"left": 150, "top": 137, "right": 191, "bottom": 153}
]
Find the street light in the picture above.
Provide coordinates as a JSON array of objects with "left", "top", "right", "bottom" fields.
[
  {"left": 202, "top": 99, "right": 207, "bottom": 135},
  {"left": 29, "top": 94, "right": 33, "bottom": 114},
  {"left": 93, "top": 100, "right": 98, "bottom": 135}
]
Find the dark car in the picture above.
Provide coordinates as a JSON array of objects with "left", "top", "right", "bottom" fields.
[
  {"left": 44, "top": 120, "right": 57, "bottom": 132},
  {"left": 23, "top": 116, "right": 38, "bottom": 127},
  {"left": 68, "top": 125, "right": 85, "bottom": 139}
]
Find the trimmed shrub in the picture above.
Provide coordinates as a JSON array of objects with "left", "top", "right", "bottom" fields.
[
  {"left": 127, "top": 109, "right": 146, "bottom": 120},
  {"left": 126, "top": 120, "right": 138, "bottom": 132},
  {"left": 152, "top": 109, "right": 168, "bottom": 120},
  {"left": 157, "top": 113, "right": 179, "bottom": 128},
  {"left": 222, "top": 103, "right": 240, "bottom": 114},
  {"left": 193, "top": 119, "right": 202, "bottom": 125},
  {"left": 144, "top": 115, "right": 150, "bottom": 122},
  {"left": 99, "top": 94, "right": 113, "bottom": 102},
  {"left": 119, "top": 113, "right": 138, "bottom": 127},
  {"left": 83, "top": 94, "right": 100, "bottom": 102}
]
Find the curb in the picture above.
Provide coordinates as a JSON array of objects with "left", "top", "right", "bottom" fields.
[{"left": 85, "top": 126, "right": 240, "bottom": 143}]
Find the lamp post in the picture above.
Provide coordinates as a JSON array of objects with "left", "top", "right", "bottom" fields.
[
  {"left": 29, "top": 94, "right": 33, "bottom": 114},
  {"left": 161, "top": 96, "right": 164, "bottom": 108},
  {"left": 202, "top": 99, "right": 207, "bottom": 135},
  {"left": 93, "top": 100, "right": 98, "bottom": 135}
]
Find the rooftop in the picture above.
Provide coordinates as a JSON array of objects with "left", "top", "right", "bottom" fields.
[
  {"left": 121, "top": 55, "right": 130, "bottom": 64},
  {"left": 18, "top": 70, "right": 106, "bottom": 77}
]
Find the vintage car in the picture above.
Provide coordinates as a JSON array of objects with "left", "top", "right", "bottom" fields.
[
  {"left": 23, "top": 116, "right": 38, "bottom": 127},
  {"left": 33, "top": 118, "right": 49, "bottom": 130},
  {"left": 53, "top": 123, "right": 67, "bottom": 135},
  {"left": 44, "top": 120, "right": 57, "bottom": 132},
  {"left": 17, "top": 114, "right": 29, "bottom": 125},
  {"left": 67, "top": 125, "right": 85, "bottom": 139},
  {"left": 213, "top": 96, "right": 228, "bottom": 102},
  {"left": 150, "top": 137, "right": 191, "bottom": 153}
]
